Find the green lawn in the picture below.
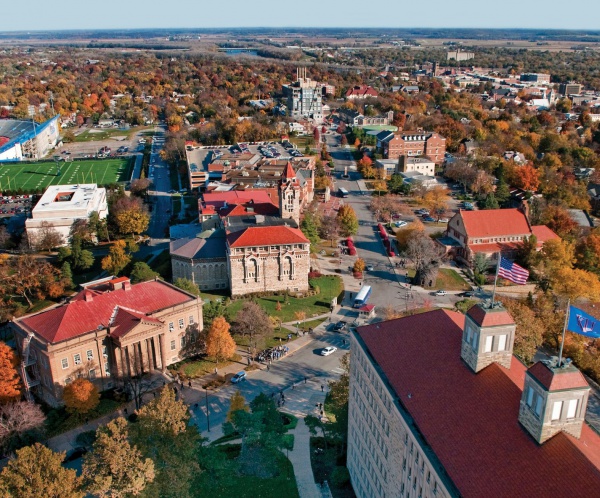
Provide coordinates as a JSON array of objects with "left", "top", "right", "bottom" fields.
[
  {"left": 194, "top": 445, "right": 299, "bottom": 498},
  {"left": 0, "top": 157, "right": 133, "bottom": 193},
  {"left": 435, "top": 268, "right": 470, "bottom": 291},
  {"left": 225, "top": 276, "right": 343, "bottom": 323},
  {"left": 73, "top": 129, "right": 132, "bottom": 142}
]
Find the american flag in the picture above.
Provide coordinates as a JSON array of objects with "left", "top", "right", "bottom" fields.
[{"left": 498, "top": 256, "right": 529, "bottom": 285}]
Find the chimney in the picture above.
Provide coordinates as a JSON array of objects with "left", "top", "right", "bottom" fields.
[
  {"left": 123, "top": 280, "right": 131, "bottom": 291},
  {"left": 83, "top": 291, "right": 93, "bottom": 302}
]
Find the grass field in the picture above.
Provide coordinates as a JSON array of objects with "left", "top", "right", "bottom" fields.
[
  {"left": 0, "top": 157, "right": 133, "bottom": 193},
  {"left": 73, "top": 129, "right": 132, "bottom": 142}
]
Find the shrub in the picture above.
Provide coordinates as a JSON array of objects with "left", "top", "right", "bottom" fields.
[
  {"left": 331, "top": 466, "right": 351, "bottom": 488},
  {"left": 308, "top": 271, "right": 322, "bottom": 279}
]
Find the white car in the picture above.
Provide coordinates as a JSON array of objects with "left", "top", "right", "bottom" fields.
[
  {"left": 434, "top": 290, "right": 447, "bottom": 296},
  {"left": 321, "top": 346, "right": 338, "bottom": 356},
  {"left": 394, "top": 220, "right": 408, "bottom": 228}
]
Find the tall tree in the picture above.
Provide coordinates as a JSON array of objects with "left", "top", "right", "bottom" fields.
[
  {"left": 337, "top": 204, "right": 359, "bottom": 237},
  {"left": 233, "top": 302, "right": 272, "bottom": 357},
  {"left": 327, "top": 353, "right": 350, "bottom": 454},
  {"left": 111, "top": 197, "right": 150, "bottom": 236},
  {"left": 206, "top": 316, "right": 236, "bottom": 364},
  {"left": 133, "top": 387, "right": 199, "bottom": 498},
  {"left": 173, "top": 277, "right": 200, "bottom": 296},
  {"left": 0, "top": 443, "right": 83, "bottom": 498},
  {"left": 500, "top": 298, "right": 544, "bottom": 364},
  {"left": 319, "top": 214, "right": 341, "bottom": 247},
  {"left": 422, "top": 186, "right": 450, "bottom": 220},
  {"left": 82, "top": 417, "right": 155, "bottom": 497},
  {"left": 101, "top": 240, "right": 131, "bottom": 276},
  {"left": 0, "top": 341, "right": 21, "bottom": 404},
  {"left": 227, "top": 390, "right": 249, "bottom": 422},
  {"left": 129, "top": 262, "right": 158, "bottom": 283},
  {"left": 69, "top": 235, "right": 95, "bottom": 271},
  {"left": 34, "top": 221, "right": 64, "bottom": 252},
  {"left": 300, "top": 210, "right": 321, "bottom": 247},
  {"left": 407, "top": 232, "right": 444, "bottom": 287},
  {"left": 62, "top": 378, "right": 100, "bottom": 416}
]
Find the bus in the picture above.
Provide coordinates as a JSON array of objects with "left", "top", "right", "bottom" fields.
[
  {"left": 338, "top": 187, "right": 349, "bottom": 198},
  {"left": 353, "top": 285, "right": 372, "bottom": 308}
]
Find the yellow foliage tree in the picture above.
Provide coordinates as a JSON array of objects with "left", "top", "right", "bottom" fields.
[
  {"left": 396, "top": 220, "right": 425, "bottom": 251},
  {"left": 422, "top": 186, "right": 450, "bottom": 219},
  {"left": 206, "top": 316, "right": 236, "bottom": 364},
  {"left": 0, "top": 341, "right": 21, "bottom": 404},
  {"left": 101, "top": 240, "right": 131, "bottom": 276},
  {"left": 550, "top": 267, "right": 600, "bottom": 301},
  {"left": 63, "top": 378, "right": 100, "bottom": 415},
  {"left": 227, "top": 390, "right": 249, "bottom": 421}
]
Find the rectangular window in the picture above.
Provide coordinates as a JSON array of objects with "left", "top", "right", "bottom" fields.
[
  {"left": 552, "top": 401, "right": 562, "bottom": 421},
  {"left": 189, "top": 315, "right": 194, "bottom": 325},
  {"left": 102, "top": 346, "right": 108, "bottom": 357},
  {"left": 498, "top": 334, "right": 507, "bottom": 351},
  {"left": 526, "top": 386, "right": 534, "bottom": 407},
  {"left": 471, "top": 332, "right": 478, "bottom": 349},
  {"left": 86, "top": 350, "right": 94, "bottom": 361},
  {"left": 179, "top": 318, "right": 185, "bottom": 329},
  {"left": 170, "top": 340, "right": 176, "bottom": 351},
  {"left": 74, "top": 354, "right": 82, "bottom": 365},
  {"left": 89, "top": 369, "right": 96, "bottom": 379},
  {"left": 484, "top": 335, "right": 493, "bottom": 353},
  {"left": 61, "top": 358, "right": 69, "bottom": 369},
  {"left": 567, "top": 399, "right": 578, "bottom": 419},
  {"left": 535, "top": 396, "right": 543, "bottom": 417},
  {"left": 169, "top": 322, "right": 174, "bottom": 331}
]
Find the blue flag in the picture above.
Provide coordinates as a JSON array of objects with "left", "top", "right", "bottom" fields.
[{"left": 567, "top": 305, "right": 600, "bottom": 339}]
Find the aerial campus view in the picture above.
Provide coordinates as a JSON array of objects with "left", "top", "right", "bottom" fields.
[{"left": 3, "top": 1, "right": 600, "bottom": 497}]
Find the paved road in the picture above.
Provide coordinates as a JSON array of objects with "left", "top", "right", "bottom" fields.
[
  {"left": 146, "top": 126, "right": 173, "bottom": 239},
  {"left": 190, "top": 328, "right": 349, "bottom": 437}
]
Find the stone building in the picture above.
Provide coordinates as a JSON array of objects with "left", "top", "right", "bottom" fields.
[
  {"left": 227, "top": 225, "right": 310, "bottom": 297},
  {"left": 376, "top": 131, "right": 446, "bottom": 164},
  {"left": 170, "top": 229, "right": 229, "bottom": 291},
  {"left": 11, "top": 277, "right": 203, "bottom": 406},
  {"left": 348, "top": 304, "right": 600, "bottom": 498}
]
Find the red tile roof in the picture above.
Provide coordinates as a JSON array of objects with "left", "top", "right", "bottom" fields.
[
  {"left": 200, "top": 190, "right": 277, "bottom": 216},
  {"left": 345, "top": 85, "right": 379, "bottom": 98},
  {"left": 356, "top": 309, "right": 600, "bottom": 497},
  {"left": 227, "top": 226, "right": 308, "bottom": 248},
  {"left": 282, "top": 161, "right": 295, "bottom": 181},
  {"left": 18, "top": 280, "right": 195, "bottom": 344},
  {"left": 110, "top": 307, "right": 163, "bottom": 339},
  {"left": 527, "top": 361, "right": 589, "bottom": 391},
  {"left": 460, "top": 208, "right": 531, "bottom": 238},
  {"left": 531, "top": 225, "right": 560, "bottom": 245},
  {"left": 467, "top": 304, "right": 515, "bottom": 326}
]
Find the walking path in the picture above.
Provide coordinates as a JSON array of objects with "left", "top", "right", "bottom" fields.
[{"left": 287, "top": 418, "right": 326, "bottom": 498}]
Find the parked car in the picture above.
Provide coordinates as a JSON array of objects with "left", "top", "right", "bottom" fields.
[
  {"left": 458, "top": 291, "right": 475, "bottom": 298},
  {"left": 434, "top": 290, "right": 447, "bottom": 296},
  {"left": 332, "top": 321, "right": 346, "bottom": 332},
  {"left": 422, "top": 216, "right": 436, "bottom": 223},
  {"left": 438, "top": 218, "right": 449, "bottom": 223},
  {"left": 365, "top": 265, "right": 374, "bottom": 271},
  {"left": 321, "top": 346, "right": 338, "bottom": 356},
  {"left": 231, "top": 371, "right": 247, "bottom": 383},
  {"left": 394, "top": 221, "right": 408, "bottom": 228}
]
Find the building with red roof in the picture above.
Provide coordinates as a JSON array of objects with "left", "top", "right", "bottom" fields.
[
  {"left": 443, "top": 208, "right": 559, "bottom": 266},
  {"left": 345, "top": 85, "right": 379, "bottom": 100},
  {"left": 11, "top": 277, "right": 202, "bottom": 406},
  {"left": 349, "top": 304, "right": 600, "bottom": 498}
]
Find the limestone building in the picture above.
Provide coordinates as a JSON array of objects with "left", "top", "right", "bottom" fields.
[
  {"left": 26, "top": 184, "right": 108, "bottom": 246},
  {"left": 11, "top": 277, "right": 203, "bottom": 406},
  {"left": 376, "top": 131, "right": 446, "bottom": 164},
  {"left": 349, "top": 304, "right": 600, "bottom": 498},
  {"left": 282, "top": 68, "right": 324, "bottom": 122}
]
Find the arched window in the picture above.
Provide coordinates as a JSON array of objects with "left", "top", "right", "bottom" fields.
[
  {"left": 281, "top": 255, "right": 293, "bottom": 279},
  {"left": 245, "top": 258, "right": 258, "bottom": 281}
]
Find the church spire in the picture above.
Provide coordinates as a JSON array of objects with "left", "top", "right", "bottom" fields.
[{"left": 282, "top": 162, "right": 296, "bottom": 183}]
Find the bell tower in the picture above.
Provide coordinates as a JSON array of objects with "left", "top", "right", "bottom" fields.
[
  {"left": 461, "top": 302, "right": 516, "bottom": 373},
  {"left": 518, "top": 358, "right": 590, "bottom": 444},
  {"left": 279, "top": 162, "right": 300, "bottom": 225}
]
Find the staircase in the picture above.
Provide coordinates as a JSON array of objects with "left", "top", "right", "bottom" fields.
[{"left": 20, "top": 332, "right": 39, "bottom": 401}]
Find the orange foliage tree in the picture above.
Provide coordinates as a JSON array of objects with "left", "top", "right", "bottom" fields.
[
  {"left": 513, "top": 164, "right": 540, "bottom": 191},
  {"left": 63, "top": 378, "right": 100, "bottom": 415},
  {"left": 206, "top": 316, "right": 237, "bottom": 364},
  {"left": 0, "top": 341, "right": 21, "bottom": 404}
]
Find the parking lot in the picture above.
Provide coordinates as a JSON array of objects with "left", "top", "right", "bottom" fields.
[{"left": 0, "top": 195, "right": 33, "bottom": 218}]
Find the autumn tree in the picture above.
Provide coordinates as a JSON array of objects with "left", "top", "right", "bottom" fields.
[
  {"left": 233, "top": 302, "right": 273, "bottom": 357},
  {"left": 63, "top": 378, "right": 100, "bottom": 416},
  {"left": 34, "top": 221, "right": 64, "bottom": 251},
  {"left": 82, "top": 417, "right": 155, "bottom": 497},
  {"left": 407, "top": 232, "right": 444, "bottom": 287},
  {"left": 111, "top": 196, "right": 150, "bottom": 236},
  {"left": 0, "top": 443, "right": 83, "bottom": 498},
  {"left": 101, "top": 240, "right": 131, "bottom": 276},
  {"left": 133, "top": 387, "right": 199, "bottom": 498},
  {"left": 539, "top": 204, "right": 579, "bottom": 239},
  {"left": 129, "top": 178, "right": 152, "bottom": 197},
  {"left": 0, "top": 341, "right": 21, "bottom": 404},
  {"left": 549, "top": 267, "right": 600, "bottom": 301},
  {"left": 500, "top": 298, "right": 544, "bottom": 364},
  {"left": 369, "top": 195, "right": 408, "bottom": 222},
  {"left": 206, "top": 316, "right": 237, "bottom": 364},
  {"left": 319, "top": 214, "right": 341, "bottom": 247},
  {"left": 422, "top": 186, "right": 450, "bottom": 220},
  {"left": 337, "top": 204, "right": 359, "bottom": 237},
  {"left": 353, "top": 258, "right": 366, "bottom": 273},
  {"left": 513, "top": 163, "right": 540, "bottom": 191},
  {"left": 227, "top": 390, "right": 249, "bottom": 422},
  {"left": 0, "top": 401, "right": 46, "bottom": 455}
]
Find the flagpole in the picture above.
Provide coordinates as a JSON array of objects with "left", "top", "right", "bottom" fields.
[
  {"left": 558, "top": 299, "right": 570, "bottom": 367},
  {"left": 490, "top": 252, "right": 501, "bottom": 307}
]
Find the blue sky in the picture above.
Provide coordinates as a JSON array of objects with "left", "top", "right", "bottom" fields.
[{"left": 2, "top": 0, "right": 600, "bottom": 31}]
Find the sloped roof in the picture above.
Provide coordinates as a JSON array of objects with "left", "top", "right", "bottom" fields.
[
  {"left": 227, "top": 225, "right": 308, "bottom": 248},
  {"left": 527, "top": 361, "right": 590, "bottom": 391},
  {"left": 467, "top": 304, "right": 515, "bottom": 327},
  {"left": 356, "top": 309, "right": 600, "bottom": 497},
  {"left": 110, "top": 307, "right": 163, "bottom": 339},
  {"left": 170, "top": 235, "right": 226, "bottom": 260},
  {"left": 531, "top": 225, "right": 560, "bottom": 245},
  {"left": 18, "top": 280, "right": 195, "bottom": 344},
  {"left": 460, "top": 208, "right": 531, "bottom": 238}
]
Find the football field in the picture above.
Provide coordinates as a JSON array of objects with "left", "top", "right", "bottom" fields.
[{"left": 0, "top": 157, "right": 133, "bottom": 192}]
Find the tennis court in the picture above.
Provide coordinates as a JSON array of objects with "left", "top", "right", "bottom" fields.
[{"left": 0, "top": 157, "right": 133, "bottom": 193}]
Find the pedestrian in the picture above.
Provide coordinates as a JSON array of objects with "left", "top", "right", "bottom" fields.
[
  {"left": 153, "top": 392, "right": 157, "bottom": 398},
  {"left": 188, "top": 380, "right": 192, "bottom": 388},
  {"left": 277, "top": 399, "right": 281, "bottom": 407},
  {"left": 124, "top": 408, "right": 128, "bottom": 415},
  {"left": 320, "top": 410, "right": 324, "bottom": 416},
  {"left": 267, "top": 364, "right": 270, "bottom": 372},
  {"left": 173, "top": 387, "right": 178, "bottom": 394},
  {"left": 304, "top": 376, "right": 307, "bottom": 384},
  {"left": 321, "top": 384, "right": 324, "bottom": 392},
  {"left": 292, "top": 383, "right": 295, "bottom": 390}
]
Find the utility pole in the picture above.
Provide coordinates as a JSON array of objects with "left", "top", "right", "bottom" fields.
[{"left": 205, "top": 387, "right": 210, "bottom": 432}]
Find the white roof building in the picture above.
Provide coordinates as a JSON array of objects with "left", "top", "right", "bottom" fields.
[{"left": 26, "top": 184, "right": 108, "bottom": 246}]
